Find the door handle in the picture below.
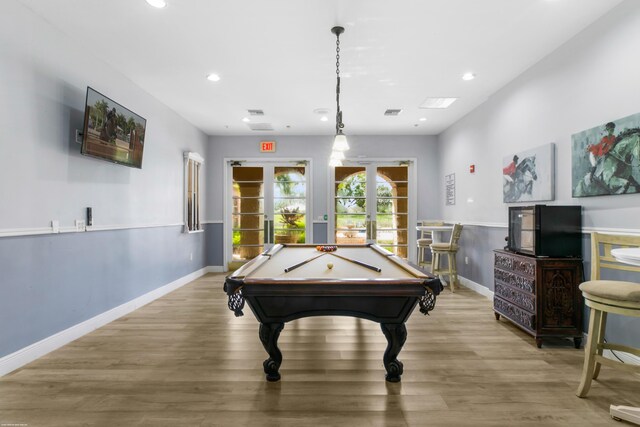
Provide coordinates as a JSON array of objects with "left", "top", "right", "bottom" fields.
[{"left": 269, "top": 219, "right": 275, "bottom": 244}]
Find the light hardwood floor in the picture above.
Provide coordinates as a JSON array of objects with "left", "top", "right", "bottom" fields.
[{"left": 1, "top": 273, "right": 638, "bottom": 426}]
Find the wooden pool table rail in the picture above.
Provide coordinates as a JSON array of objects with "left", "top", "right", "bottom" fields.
[{"left": 223, "top": 244, "right": 443, "bottom": 382}]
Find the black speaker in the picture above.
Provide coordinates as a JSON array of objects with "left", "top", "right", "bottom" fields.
[{"left": 87, "top": 207, "right": 93, "bottom": 226}]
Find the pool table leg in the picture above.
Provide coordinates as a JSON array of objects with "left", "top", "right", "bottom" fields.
[
  {"left": 380, "top": 323, "right": 407, "bottom": 382},
  {"left": 259, "top": 322, "right": 285, "bottom": 382}
]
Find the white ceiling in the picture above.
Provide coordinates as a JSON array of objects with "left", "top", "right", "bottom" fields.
[{"left": 19, "top": 0, "right": 623, "bottom": 136}]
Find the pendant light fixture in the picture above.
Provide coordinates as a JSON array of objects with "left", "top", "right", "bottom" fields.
[{"left": 331, "top": 25, "right": 349, "bottom": 165}]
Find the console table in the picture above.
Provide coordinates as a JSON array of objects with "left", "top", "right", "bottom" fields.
[{"left": 493, "top": 250, "right": 584, "bottom": 348}]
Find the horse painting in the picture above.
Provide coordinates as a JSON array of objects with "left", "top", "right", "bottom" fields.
[
  {"left": 573, "top": 129, "right": 640, "bottom": 197},
  {"left": 99, "top": 107, "right": 118, "bottom": 143},
  {"left": 503, "top": 155, "right": 538, "bottom": 203}
]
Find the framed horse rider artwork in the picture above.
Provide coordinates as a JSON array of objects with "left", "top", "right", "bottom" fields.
[
  {"left": 572, "top": 113, "right": 640, "bottom": 197},
  {"left": 502, "top": 143, "right": 555, "bottom": 203}
]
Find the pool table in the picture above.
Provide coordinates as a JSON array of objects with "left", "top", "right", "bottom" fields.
[{"left": 223, "top": 243, "right": 443, "bottom": 382}]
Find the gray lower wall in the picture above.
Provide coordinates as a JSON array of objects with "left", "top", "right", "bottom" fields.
[
  {"left": 0, "top": 226, "right": 206, "bottom": 359},
  {"left": 456, "top": 226, "right": 640, "bottom": 348},
  {"left": 456, "top": 225, "right": 507, "bottom": 292},
  {"left": 436, "top": 2, "right": 640, "bottom": 351},
  {"left": 313, "top": 223, "right": 328, "bottom": 244},
  {"left": 205, "top": 223, "right": 224, "bottom": 267},
  {"left": 0, "top": 2, "right": 210, "bottom": 361}
]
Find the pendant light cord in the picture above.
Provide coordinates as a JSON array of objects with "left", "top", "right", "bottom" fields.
[{"left": 334, "top": 28, "right": 344, "bottom": 135}]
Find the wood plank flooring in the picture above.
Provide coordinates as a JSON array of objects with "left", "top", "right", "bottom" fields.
[{"left": 1, "top": 273, "right": 638, "bottom": 426}]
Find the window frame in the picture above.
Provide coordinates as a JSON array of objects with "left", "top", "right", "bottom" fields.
[{"left": 184, "top": 152, "right": 204, "bottom": 233}]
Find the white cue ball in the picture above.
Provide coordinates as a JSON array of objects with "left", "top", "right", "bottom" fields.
[{"left": 327, "top": 262, "right": 334, "bottom": 269}]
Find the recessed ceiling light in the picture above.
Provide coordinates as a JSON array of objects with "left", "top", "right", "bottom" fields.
[
  {"left": 462, "top": 72, "right": 476, "bottom": 81},
  {"left": 320, "top": 116, "right": 328, "bottom": 122},
  {"left": 242, "top": 117, "right": 250, "bottom": 123},
  {"left": 206, "top": 73, "right": 220, "bottom": 82},
  {"left": 419, "top": 97, "right": 458, "bottom": 109},
  {"left": 419, "top": 117, "right": 427, "bottom": 122},
  {"left": 145, "top": 0, "right": 167, "bottom": 8}
]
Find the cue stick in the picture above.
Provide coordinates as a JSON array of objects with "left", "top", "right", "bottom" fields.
[
  {"left": 329, "top": 252, "right": 382, "bottom": 272},
  {"left": 284, "top": 252, "right": 327, "bottom": 273}
]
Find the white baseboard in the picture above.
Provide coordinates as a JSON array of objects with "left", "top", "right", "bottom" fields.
[
  {"left": 0, "top": 266, "right": 212, "bottom": 377},
  {"left": 458, "top": 275, "right": 494, "bottom": 300},
  {"left": 206, "top": 265, "right": 225, "bottom": 273}
]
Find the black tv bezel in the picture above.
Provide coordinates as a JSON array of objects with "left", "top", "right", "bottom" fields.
[{"left": 81, "top": 86, "right": 147, "bottom": 169}]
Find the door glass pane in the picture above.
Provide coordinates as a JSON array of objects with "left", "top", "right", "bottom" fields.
[
  {"left": 274, "top": 166, "right": 306, "bottom": 244},
  {"left": 380, "top": 245, "right": 408, "bottom": 258},
  {"left": 335, "top": 167, "right": 367, "bottom": 244},
  {"left": 376, "top": 166, "right": 409, "bottom": 259},
  {"left": 376, "top": 214, "right": 408, "bottom": 230},
  {"left": 335, "top": 214, "right": 366, "bottom": 245},
  {"left": 232, "top": 199, "right": 263, "bottom": 214},
  {"left": 232, "top": 167, "right": 264, "bottom": 261}
]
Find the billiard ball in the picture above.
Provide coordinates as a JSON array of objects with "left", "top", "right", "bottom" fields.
[{"left": 327, "top": 262, "right": 334, "bottom": 269}]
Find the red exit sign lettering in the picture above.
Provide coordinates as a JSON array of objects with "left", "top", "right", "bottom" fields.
[{"left": 260, "top": 141, "right": 276, "bottom": 153}]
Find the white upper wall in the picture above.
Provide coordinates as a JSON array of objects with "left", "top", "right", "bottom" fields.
[
  {"left": 0, "top": 0, "right": 208, "bottom": 230},
  {"left": 206, "top": 135, "right": 440, "bottom": 221},
  {"left": 437, "top": 0, "right": 640, "bottom": 229}
]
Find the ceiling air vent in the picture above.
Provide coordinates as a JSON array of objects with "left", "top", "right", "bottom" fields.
[
  {"left": 247, "top": 109, "right": 265, "bottom": 116},
  {"left": 248, "top": 123, "right": 274, "bottom": 131},
  {"left": 384, "top": 109, "right": 403, "bottom": 116}
]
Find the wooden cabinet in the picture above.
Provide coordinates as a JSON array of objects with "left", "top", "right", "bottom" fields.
[{"left": 493, "top": 250, "right": 584, "bottom": 348}]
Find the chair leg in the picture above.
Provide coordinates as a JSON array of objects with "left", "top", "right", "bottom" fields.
[
  {"left": 431, "top": 252, "right": 438, "bottom": 275},
  {"left": 592, "top": 311, "right": 607, "bottom": 380},
  {"left": 450, "top": 252, "right": 458, "bottom": 292},
  {"left": 447, "top": 253, "right": 455, "bottom": 293},
  {"left": 577, "top": 307, "right": 602, "bottom": 398}
]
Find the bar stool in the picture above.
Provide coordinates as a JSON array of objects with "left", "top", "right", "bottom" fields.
[
  {"left": 430, "top": 223, "right": 463, "bottom": 292},
  {"left": 576, "top": 232, "right": 640, "bottom": 400},
  {"left": 417, "top": 221, "right": 444, "bottom": 269}
]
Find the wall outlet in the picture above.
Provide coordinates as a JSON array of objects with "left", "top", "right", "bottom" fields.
[
  {"left": 75, "top": 219, "right": 86, "bottom": 232},
  {"left": 465, "top": 256, "right": 469, "bottom": 265},
  {"left": 75, "top": 129, "right": 83, "bottom": 144},
  {"left": 51, "top": 220, "right": 59, "bottom": 233}
]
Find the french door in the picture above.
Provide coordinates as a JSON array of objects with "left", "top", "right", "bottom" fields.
[
  {"left": 227, "top": 160, "right": 310, "bottom": 266},
  {"left": 333, "top": 161, "right": 415, "bottom": 260}
]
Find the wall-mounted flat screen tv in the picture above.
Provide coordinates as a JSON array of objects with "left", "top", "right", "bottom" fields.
[{"left": 81, "top": 87, "right": 146, "bottom": 168}]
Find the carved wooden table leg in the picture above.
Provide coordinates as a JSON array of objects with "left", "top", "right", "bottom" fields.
[
  {"left": 259, "top": 322, "right": 284, "bottom": 382},
  {"left": 380, "top": 323, "right": 407, "bottom": 382},
  {"left": 573, "top": 337, "right": 582, "bottom": 349}
]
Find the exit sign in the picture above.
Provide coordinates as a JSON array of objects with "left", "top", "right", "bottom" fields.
[{"left": 260, "top": 141, "right": 276, "bottom": 152}]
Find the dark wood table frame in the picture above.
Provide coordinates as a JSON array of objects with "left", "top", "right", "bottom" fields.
[{"left": 224, "top": 244, "right": 443, "bottom": 382}]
